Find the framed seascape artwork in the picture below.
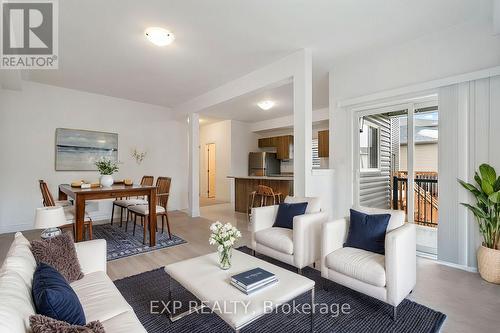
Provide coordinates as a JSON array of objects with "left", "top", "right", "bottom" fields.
[{"left": 55, "top": 128, "right": 118, "bottom": 171}]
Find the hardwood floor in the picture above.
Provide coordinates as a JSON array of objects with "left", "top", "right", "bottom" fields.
[{"left": 0, "top": 203, "right": 498, "bottom": 333}]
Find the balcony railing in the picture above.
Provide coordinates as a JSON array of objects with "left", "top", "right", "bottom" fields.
[{"left": 392, "top": 171, "right": 438, "bottom": 227}]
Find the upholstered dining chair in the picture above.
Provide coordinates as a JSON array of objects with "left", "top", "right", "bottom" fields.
[
  {"left": 110, "top": 175, "right": 154, "bottom": 229},
  {"left": 39, "top": 180, "right": 72, "bottom": 208},
  {"left": 128, "top": 177, "right": 172, "bottom": 244},
  {"left": 38, "top": 180, "right": 94, "bottom": 240}
]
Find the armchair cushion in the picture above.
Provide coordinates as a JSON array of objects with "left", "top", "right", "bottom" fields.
[
  {"left": 356, "top": 206, "right": 405, "bottom": 232},
  {"left": 284, "top": 196, "right": 321, "bottom": 213},
  {"left": 344, "top": 209, "right": 390, "bottom": 255},
  {"left": 254, "top": 227, "right": 293, "bottom": 255},
  {"left": 326, "top": 247, "right": 386, "bottom": 287},
  {"left": 272, "top": 202, "right": 308, "bottom": 229}
]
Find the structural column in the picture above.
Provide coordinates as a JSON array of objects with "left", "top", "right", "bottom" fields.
[
  {"left": 188, "top": 112, "right": 200, "bottom": 217},
  {"left": 293, "top": 49, "right": 313, "bottom": 197}
]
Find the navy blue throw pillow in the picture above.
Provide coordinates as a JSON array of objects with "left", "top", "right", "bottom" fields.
[
  {"left": 32, "top": 263, "right": 86, "bottom": 325},
  {"left": 344, "top": 209, "right": 391, "bottom": 255},
  {"left": 273, "top": 202, "right": 308, "bottom": 229}
]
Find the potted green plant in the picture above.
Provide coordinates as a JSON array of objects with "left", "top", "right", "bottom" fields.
[
  {"left": 95, "top": 157, "right": 119, "bottom": 187},
  {"left": 458, "top": 163, "right": 500, "bottom": 284}
]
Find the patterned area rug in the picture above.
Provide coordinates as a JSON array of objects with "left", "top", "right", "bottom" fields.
[
  {"left": 92, "top": 223, "right": 186, "bottom": 261},
  {"left": 114, "top": 247, "right": 446, "bottom": 333}
]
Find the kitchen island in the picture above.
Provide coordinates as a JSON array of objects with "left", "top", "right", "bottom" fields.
[{"left": 227, "top": 176, "right": 294, "bottom": 213}]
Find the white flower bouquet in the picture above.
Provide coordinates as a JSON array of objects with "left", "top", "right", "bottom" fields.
[{"left": 209, "top": 221, "right": 242, "bottom": 269}]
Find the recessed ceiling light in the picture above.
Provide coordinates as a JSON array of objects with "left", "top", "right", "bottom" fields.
[
  {"left": 257, "top": 100, "right": 275, "bottom": 110},
  {"left": 145, "top": 27, "right": 175, "bottom": 46}
]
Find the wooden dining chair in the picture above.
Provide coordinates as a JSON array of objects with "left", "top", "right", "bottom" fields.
[
  {"left": 39, "top": 180, "right": 72, "bottom": 207},
  {"left": 128, "top": 177, "right": 172, "bottom": 244},
  {"left": 111, "top": 175, "right": 154, "bottom": 229},
  {"left": 38, "top": 180, "right": 94, "bottom": 240}
]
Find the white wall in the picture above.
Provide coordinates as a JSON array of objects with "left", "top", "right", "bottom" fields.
[
  {"left": 230, "top": 120, "right": 259, "bottom": 177},
  {"left": 199, "top": 119, "right": 259, "bottom": 204},
  {"left": 0, "top": 81, "right": 189, "bottom": 233},
  {"left": 199, "top": 120, "right": 231, "bottom": 201},
  {"left": 330, "top": 15, "right": 500, "bottom": 220}
]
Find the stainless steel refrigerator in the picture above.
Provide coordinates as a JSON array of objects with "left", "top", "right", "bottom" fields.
[{"left": 248, "top": 152, "right": 280, "bottom": 176}]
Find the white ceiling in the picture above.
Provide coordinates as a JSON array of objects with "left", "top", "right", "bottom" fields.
[
  {"left": 26, "top": 0, "right": 484, "bottom": 110},
  {"left": 200, "top": 82, "right": 294, "bottom": 123}
]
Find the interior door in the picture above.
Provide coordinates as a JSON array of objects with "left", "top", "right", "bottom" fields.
[{"left": 206, "top": 143, "right": 216, "bottom": 198}]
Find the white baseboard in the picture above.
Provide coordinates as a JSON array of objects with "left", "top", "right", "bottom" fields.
[
  {"left": 0, "top": 223, "right": 35, "bottom": 234},
  {"left": 436, "top": 259, "right": 478, "bottom": 273}
]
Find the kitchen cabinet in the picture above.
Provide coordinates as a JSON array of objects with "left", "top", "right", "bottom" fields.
[
  {"left": 318, "top": 130, "right": 329, "bottom": 157},
  {"left": 258, "top": 135, "right": 293, "bottom": 160}
]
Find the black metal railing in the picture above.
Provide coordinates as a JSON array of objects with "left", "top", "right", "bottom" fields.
[{"left": 392, "top": 175, "right": 438, "bottom": 227}]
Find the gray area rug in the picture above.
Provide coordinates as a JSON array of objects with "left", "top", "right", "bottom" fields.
[
  {"left": 92, "top": 223, "right": 186, "bottom": 261},
  {"left": 114, "top": 247, "right": 446, "bottom": 332}
]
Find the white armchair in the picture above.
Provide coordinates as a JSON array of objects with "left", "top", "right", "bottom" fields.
[
  {"left": 250, "top": 196, "right": 328, "bottom": 273},
  {"left": 321, "top": 207, "right": 416, "bottom": 319}
]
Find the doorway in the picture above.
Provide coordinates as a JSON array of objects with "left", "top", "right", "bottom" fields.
[
  {"left": 205, "top": 143, "right": 216, "bottom": 198},
  {"left": 352, "top": 98, "right": 439, "bottom": 256}
]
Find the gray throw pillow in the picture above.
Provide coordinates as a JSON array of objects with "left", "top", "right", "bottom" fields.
[
  {"left": 30, "top": 233, "right": 84, "bottom": 283},
  {"left": 30, "top": 315, "right": 105, "bottom": 333}
]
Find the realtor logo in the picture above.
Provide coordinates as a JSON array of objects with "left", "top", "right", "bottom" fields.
[{"left": 1, "top": 0, "right": 58, "bottom": 69}]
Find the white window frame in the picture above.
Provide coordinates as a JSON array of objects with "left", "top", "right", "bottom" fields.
[{"left": 359, "top": 119, "right": 381, "bottom": 173}]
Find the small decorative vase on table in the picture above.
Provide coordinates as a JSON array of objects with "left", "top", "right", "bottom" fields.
[
  {"left": 95, "top": 157, "right": 119, "bottom": 188},
  {"left": 209, "top": 221, "right": 242, "bottom": 270}
]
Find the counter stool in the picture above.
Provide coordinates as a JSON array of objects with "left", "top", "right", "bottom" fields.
[{"left": 247, "top": 185, "right": 282, "bottom": 217}]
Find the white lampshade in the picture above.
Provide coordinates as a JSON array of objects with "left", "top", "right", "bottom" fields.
[{"left": 34, "top": 207, "right": 67, "bottom": 229}]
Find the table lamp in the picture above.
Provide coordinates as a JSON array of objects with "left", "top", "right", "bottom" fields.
[{"left": 34, "top": 206, "right": 67, "bottom": 239}]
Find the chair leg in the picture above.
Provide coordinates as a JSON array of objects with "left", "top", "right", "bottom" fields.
[
  {"left": 110, "top": 204, "right": 115, "bottom": 225},
  {"left": 126, "top": 211, "right": 130, "bottom": 231},
  {"left": 165, "top": 213, "right": 172, "bottom": 239},
  {"left": 392, "top": 306, "right": 397, "bottom": 320},
  {"left": 119, "top": 207, "right": 123, "bottom": 227},
  {"left": 161, "top": 215, "right": 165, "bottom": 234},
  {"left": 143, "top": 216, "right": 147, "bottom": 245},
  {"left": 88, "top": 222, "right": 93, "bottom": 240},
  {"left": 297, "top": 268, "right": 302, "bottom": 275},
  {"left": 133, "top": 214, "right": 137, "bottom": 236}
]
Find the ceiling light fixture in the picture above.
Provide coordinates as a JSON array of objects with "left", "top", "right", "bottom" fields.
[
  {"left": 257, "top": 100, "right": 275, "bottom": 110},
  {"left": 145, "top": 27, "right": 175, "bottom": 46}
]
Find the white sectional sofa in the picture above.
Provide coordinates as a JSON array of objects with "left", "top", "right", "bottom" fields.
[{"left": 0, "top": 232, "right": 146, "bottom": 333}]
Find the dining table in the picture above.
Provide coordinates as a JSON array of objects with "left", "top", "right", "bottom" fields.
[{"left": 58, "top": 183, "right": 158, "bottom": 246}]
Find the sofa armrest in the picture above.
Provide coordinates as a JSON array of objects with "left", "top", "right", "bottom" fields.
[
  {"left": 321, "top": 218, "right": 349, "bottom": 277},
  {"left": 385, "top": 223, "right": 416, "bottom": 307},
  {"left": 293, "top": 212, "right": 328, "bottom": 268},
  {"left": 74, "top": 239, "right": 107, "bottom": 274},
  {"left": 250, "top": 205, "right": 279, "bottom": 249}
]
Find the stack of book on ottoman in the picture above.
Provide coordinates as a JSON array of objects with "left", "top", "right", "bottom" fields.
[{"left": 231, "top": 268, "right": 278, "bottom": 295}]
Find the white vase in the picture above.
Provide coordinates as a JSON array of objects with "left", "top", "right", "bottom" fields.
[{"left": 100, "top": 175, "right": 114, "bottom": 187}]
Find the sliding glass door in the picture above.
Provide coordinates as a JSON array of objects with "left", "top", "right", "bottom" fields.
[{"left": 353, "top": 99, "right": 439, "bottom": 255}]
